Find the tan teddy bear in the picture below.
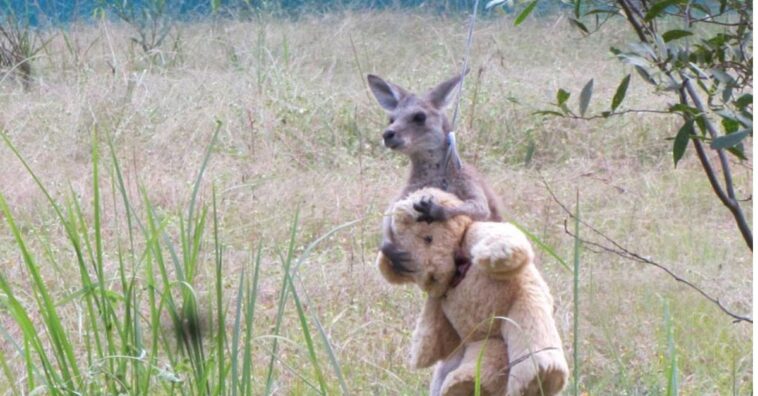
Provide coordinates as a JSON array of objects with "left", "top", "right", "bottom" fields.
[{"left": 377, "top": 187, "right": 569, "bottom": 396}]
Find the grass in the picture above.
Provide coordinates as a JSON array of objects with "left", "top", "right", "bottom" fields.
[{"left": 0, "top": 8, "right": 753, "bottom": 395}]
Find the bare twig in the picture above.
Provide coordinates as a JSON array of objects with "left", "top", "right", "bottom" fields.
[
  {"left": 542, "top": 178, "right": 752, "bottom": 324},
  {"left": 560, "top": 108, "right": 671, "bottom": 120}
]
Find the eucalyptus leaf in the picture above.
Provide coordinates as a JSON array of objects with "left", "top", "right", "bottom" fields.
[
  {"left": 711, "top": 130, "right": 750, "bottom": 150},
  {"left": 711, "top": 68, "right": 735, "bottom": 85},
  {"left": 635, "top": 66, "right": 656, "bottom": 85},
  {"left": 644, "top": 0, "right": 685, "bottom": 22},
  {"left": 485, "top": 0, "right": 507, "bottom": 9},
  {"left": 673, "top": 120, "right": 693, "bottom": 167},
  {"left": 568, "top": 18, "right": 589, "bottom": 34},
  {"left": 662, "top": 29, "right": 693, "bottom": 42},
  {"left": 514, "top": 0, "right": 538, "bottom": 26},
  {"left": 611, "top": 74, "right": 631, "bottom": 111},
  {"left": 735, "top": 94, "right": 752, "bottom": 110},
  {"left": 557, "top": 89, "right": 570, "bottom": 106},
  {"left": 579, "top": 79, "right": 593, "bottom": 116}
]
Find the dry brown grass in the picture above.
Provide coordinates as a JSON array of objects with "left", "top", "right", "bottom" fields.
[{"left": 0, "top": 10, "right": 752, "bottom": 394}]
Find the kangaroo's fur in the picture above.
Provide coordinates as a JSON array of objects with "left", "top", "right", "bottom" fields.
[
  {"left": 367, "top": 73, "right": 501, "bottom": 273},
  {"left": 368, "top": 73, "right": 506, "bottom": 394}
]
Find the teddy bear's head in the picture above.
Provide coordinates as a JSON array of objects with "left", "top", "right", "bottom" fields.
[{"left": 379, "top": 187, "right": 473, "bottom": 297}]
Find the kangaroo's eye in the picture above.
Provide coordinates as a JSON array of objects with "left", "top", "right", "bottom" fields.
[
  {"left": 412, "top": 112, "right": 426, "bottom": 124},
  {"left": 388, "top": 117, "right": 395, "bottom": 125}
]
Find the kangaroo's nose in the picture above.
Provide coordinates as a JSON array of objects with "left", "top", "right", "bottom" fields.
[{"left": 383, "top": 130, "right": 396, "bottom": 140}]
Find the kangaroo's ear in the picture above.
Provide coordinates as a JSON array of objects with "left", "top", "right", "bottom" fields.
[
  {"left": 425, "top": 71, "right": 467, "bottom": 109},
  {"left": 367, "top": 74, "right": 408, "bottom": 111}
]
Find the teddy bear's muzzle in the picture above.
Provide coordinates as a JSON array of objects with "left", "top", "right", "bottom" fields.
[{"left": 380, "top": 242, "right": 417, "bottom": 276}]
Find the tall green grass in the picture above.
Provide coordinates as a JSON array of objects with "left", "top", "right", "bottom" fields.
[{"left": 0, "top": 126, "right": 350, "bottom": 394}]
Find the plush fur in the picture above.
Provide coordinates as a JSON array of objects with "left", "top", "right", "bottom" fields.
[{"left": 377, "top": 187, "right": 569, "bottom": 396}]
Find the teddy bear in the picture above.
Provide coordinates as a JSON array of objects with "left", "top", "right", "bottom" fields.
[{"left": 377, "top": 187, "right": 569, "bottom": 396}]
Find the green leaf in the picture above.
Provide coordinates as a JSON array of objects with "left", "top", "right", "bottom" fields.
[
  {"left": 711, "top": 130, "right": 750, "bottom": 150},
  {"left": 514, "top": 0, "right": 538, "bottom": 26},
  {"left": 644, "top": 0, "right": 684, "bottom": 22},
  {"left": 568, "top": 18, "right": 589, "bottom": 34},
  {"left": 711, "top": 68, "right": 735, "bottom": 85},
  {"left": 557, "top": 88, "right": 570, "bottom": 106},
  {"left": 579, "top": 79, "right": 593, "bottom": 116},
  {"left": 611, "top": 74, "right": 631, "bottom": 111},
  {"left": 635, "top": 66, "right": 656, "bottom": 85},
  {"left": 669, "top": 103, "right": 698, "bottom": 115},
  {"left": 735, "top": 94, "right": 752, "bottom": 110},
  {"left": 722, "top": 117, "right": 739, "bottom": 134},
  {"left": 673, "top": 120, "right": 693, "bottom": 167},
  {"left": 662, "top": 29, "right": 692, "bottom": 42},
  {"left": 511, "top": 222, "right": 572, "bottom": 273},
  {"left": 727, "top": 144, "right": 748, "bottom": 160}
]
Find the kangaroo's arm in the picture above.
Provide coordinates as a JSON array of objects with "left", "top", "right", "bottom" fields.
[
  {"left": 415, "top": 179, "right": 492, "bottom": 223},
  {"left": 444, "top": 184, "right": 491, "bottom": 220}
]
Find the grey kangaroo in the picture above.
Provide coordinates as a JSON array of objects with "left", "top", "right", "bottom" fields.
[{"left": 367, "top": 73, "right": 502, "bottom": 272}]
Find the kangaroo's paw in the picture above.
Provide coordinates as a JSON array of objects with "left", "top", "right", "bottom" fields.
[
  {"left": 506, "top": 349, "right": 568, "bottom": 396},
  {"left": 413, "top": 196, "right": 448, "bottom": 223}
]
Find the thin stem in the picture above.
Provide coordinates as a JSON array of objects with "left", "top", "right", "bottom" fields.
[{"left": 542, "top": 179, "right": 752, "bottom": 324}]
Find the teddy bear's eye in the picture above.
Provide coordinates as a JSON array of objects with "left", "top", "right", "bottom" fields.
[{"left": 423, "top": 235, "right": 433, "bottom": 245}]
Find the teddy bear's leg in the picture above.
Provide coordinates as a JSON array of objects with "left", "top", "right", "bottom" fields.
[
  {"left": 410, "top": 298, "right": 462, "bottom": 369},
  {"left": 440, "top": 339, "right": 509, "bottom": 396},
  {"left": 500, "top": 276, "right": 569, "bottom": 396},
  {"left": 465, "top": 223, "right": 534, "bottom": 280}
]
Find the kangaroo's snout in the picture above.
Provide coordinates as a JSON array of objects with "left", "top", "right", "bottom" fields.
[{"left": 383, "top": 129, "right": 403, "bottom": 149}]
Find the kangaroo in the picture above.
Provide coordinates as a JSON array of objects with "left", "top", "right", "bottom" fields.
[{"left": 367, "top": 73, "right": 502, "bottom": 272}]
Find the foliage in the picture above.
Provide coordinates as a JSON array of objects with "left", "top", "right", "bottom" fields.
[
  {"left": 497, "top": 0, "right": 753, "bottom": 249},
  {"left": 100, "top": 0, "right": 178, "bottom": 57},
  {"left": 0, "top": 126, "right": 349, "bottom": 394},
  {"left": 0, "top": 2, "right": 51, "bottom": 90}
]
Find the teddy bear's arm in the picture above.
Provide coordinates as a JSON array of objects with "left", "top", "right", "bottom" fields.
[
  {"left": 463, "top": 222, "right": 534, "bottom": 280},
  {"left": 501, "top": 267, "right": 569, "bottom": 396},
  {"left": 409, "top": 297, "right": 462, "bottom": 369}
]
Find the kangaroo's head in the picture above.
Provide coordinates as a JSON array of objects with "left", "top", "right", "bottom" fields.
[{"left": 367, "top": 73, "right": 464, "bottom": 157}]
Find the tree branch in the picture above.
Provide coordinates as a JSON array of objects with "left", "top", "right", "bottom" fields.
[
  {"left": 542, "top": 179, "right": 752, "bottom": 324},
  {"left": 562, "top": 108, "right": 672, "bottom": 120},
  {"left": 680, "top": 76, "right": 752, "bottom": 250},
  {"left": 616, "top": 0, "right": 649, "bottom": 43}
]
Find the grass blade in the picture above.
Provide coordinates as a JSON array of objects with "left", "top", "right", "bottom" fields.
[
  {"left": 212, "top": 186, "right": 226, "bottom": 395},
  {"left": 511, "top": 222, "right": 572, "bottom": 273},
  {"left": 572, "top": 192, "right": 581, "bottom": 396},
  {"left": 264, "top": 209, "right": 300, "bottom": 395},
  {"left": 242, "top": 242, "right": 263, "bottom": 396},
  {"left": 231, "top": 265, "right": 246, "bottom": 396},
  {"left": 664, "top": 301, "right": 679, "bottom": 396},
  {"left": 286, "top": 271, "right": 327, "bottom": 394}
]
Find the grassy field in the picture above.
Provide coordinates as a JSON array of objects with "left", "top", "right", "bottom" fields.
[{"left": 0, "top": 9, "right": 752, "bottom": 395}]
